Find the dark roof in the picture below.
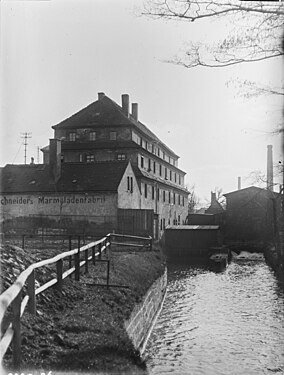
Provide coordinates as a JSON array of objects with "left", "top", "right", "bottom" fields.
[
  {"left": 52, "top": 94, "right": 179, "bottom": 158},
  {"left": 0, "top": 162, "right": 129, "bottom": 194},
  {"left": 224, "top": 186, "right": 280, "bottom": 198},
  {"left": 61, "top": 140, "right": 139, "bottom": 151},
  {"left": 166, "top": 225, "right": 219, "bottom": 230}
]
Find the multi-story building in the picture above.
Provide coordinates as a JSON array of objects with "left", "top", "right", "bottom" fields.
[{"left": 42, "top": 92, "right": 189, "bottom": 238}]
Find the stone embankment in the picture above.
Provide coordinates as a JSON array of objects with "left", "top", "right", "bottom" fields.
[{"left": 1, "top": 242, "right": 166, "bottom": 374}]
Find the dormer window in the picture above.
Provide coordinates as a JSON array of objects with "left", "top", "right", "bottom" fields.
[
  {"left": 69, "top": 132, "right": 76, "bottom": 141},
  {"left": 86, "top": 154, "right": 95, "bottom": 162},
  {"left": 90, "top": 132, "right": 96, "bottom": 141},
  {"left": 117, "top": 153, "right": 126, "bottom": 160}
]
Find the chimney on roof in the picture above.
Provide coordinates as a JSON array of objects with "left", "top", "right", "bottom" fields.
[
  {"left": 211, "top": 192, "right": 216, "bottom": 204},
  {"left": 238, "top": 176, "right": 241, "bottom": 190},
  {"left": 132, "top": 103, "right": 138, "bottom": 121},
  {"left": 267, "top": 145, "right": 274, "bottom": 191},
  {"left": 122, "top": 94, "right": 129, "bottom": 117},
  {"left": 49, "top": 138, "right": 61, "bottom": 184},
  {"left": 98, "top": 92, "right": 105, "bottom": 101}
]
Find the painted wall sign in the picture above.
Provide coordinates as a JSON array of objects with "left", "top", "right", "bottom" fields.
[{"left": 1, "top": 195, "right": 106, "bottom": 206}]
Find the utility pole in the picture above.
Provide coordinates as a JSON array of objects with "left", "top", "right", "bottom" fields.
[{"left": 20, "top": 132, "right": 32, "bottom": 165}]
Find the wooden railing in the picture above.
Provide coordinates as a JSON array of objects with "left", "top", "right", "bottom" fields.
[{"left": 0, "top": 233, "right": 152, "bottom": 368}]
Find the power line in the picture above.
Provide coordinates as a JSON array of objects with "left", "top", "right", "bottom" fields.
[{"left": 20, "top": 132, "right": 32, "bottom": 164}]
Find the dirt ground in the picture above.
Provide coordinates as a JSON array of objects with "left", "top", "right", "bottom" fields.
[{"left": 1, "top": 238, "right": 165, "bottom": 374}]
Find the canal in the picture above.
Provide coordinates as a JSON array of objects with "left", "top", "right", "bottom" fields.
[{"left": 145, "top": 255, "right": 284, "bottom": 375}]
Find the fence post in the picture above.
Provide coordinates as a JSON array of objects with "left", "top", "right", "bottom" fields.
[
  {"left": 75, "top": 236, "right": 80, "bottom": 281},
  {"left": 85, "top": 248, "right": 88, "bottom": 273},
  {"left": 27, "top": 269, "right": 36, "bottom": 314},
  {"left": 68, "top": 236, "right": 72, "bottom": 274},
  {"left": 106, "top": 260, "right": 110, "bottom": 289},
  {"left": 99, "top": 242, "right": 102, "bottom": 259},
  {"left": 92, "top": 246, "right": 96, "bottom": 265},
  {"left": 56, "top": 259, "right": 63, "bottom": 292},
  {"left": 12, "top": 291, "right": 22, "bottom": 368}
]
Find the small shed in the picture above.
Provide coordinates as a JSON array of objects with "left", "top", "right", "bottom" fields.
[{"left": 164, "top": 225, "right": 221, "bottom": 260}]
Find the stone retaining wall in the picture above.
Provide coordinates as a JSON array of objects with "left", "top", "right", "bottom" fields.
[{"left": 124, "top": 268, "right": 167, "bottom": 353}]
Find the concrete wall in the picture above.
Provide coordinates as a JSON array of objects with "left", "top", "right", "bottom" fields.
[
  {"left": 0, "top": 192, "right": 117, "bottom": 219},
  {"left": 124, "top": 269, "right": 167, "bottom": 354}
]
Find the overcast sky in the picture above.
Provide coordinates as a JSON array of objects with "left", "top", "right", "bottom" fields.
[{"left": 1, "top": 0, "right": 283, "bottom": 203}]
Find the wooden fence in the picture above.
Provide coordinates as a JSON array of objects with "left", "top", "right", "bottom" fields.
[{"left": 0, "top": 233, "right": 152, "bottom": 368}]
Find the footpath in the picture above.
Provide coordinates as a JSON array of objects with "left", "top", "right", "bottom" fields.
[{"left": 1, "top": 243, "right": 165, "bottom": 374}]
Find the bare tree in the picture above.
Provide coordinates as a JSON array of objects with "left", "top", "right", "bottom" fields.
[
  {"left": 142, "top": 0, "right": 284, "bottom": 69},
  {"left": 187, "top": 184, "right": 201, "bottom": 213}
]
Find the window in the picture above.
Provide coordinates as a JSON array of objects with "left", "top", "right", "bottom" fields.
[
  {"left": 153, "top": 161, "right": 156, "bottom": 174},
  {"left": 170, "top": 170, "right": 172, "bottom": 181},
  {"left": 148, "top": 158, "right": 151, "bottom": 171},
  {"left": 163, "top": 218, "right": 166, "bottom": 229},
  {"left": 182, "top": 196, "right": 185, "bottom": 206},
  {"left": 127, "top": 176, "right": 133, "bottom": 192},
  {"left": 86, "top": 154, "right": 95, "bottom": 162},
  {"left": 178, "top": 215, "right": 181, "bottom": 225},
  {"left": 163, "top": 151, "right": 165, "bottom": 160},
  {"left": 178, "top": 194, "right": 181, "bottom": 205},
  {"left": 159, "top": 164, "right": 162, "bottom": 176},
  {"left": 69, "top": 132, "right": 76, "bottom": 141},
  {"left": 168, "top": 191, "right": 171, "bottom": 204},
  {"left": 144, "top": 183, "right": 147, "bottom": 198},
  {"left": 89, "top": 132, "right": 96, "bottom": 141},
  {"left": 117, "top": 153, "right": 126, "bottom": 160},
  {"left": 157, "top": 148, "right": 160, "bottom": 157},
  {"left": 110, "top": 131, "right": 117, "bottom": 140},
  {"left": 141, "top": 156, "right": 144, "bottom": 168},
  {"left": 165, "top": 168, "right": 168, "bottom": 180},
  {"left": 160, "top": 219, "right": 163, "bottom": 230},
  {"left": 173, "top": 193, "right": 176, "bottom": 205},
  {"left": 152, "top": 185, "right": 155, "bottom": 200},
  {"left": 175, "top": 172, "right": 177, "bottom": 183},
  {"left": 163, "top": 190, "right": 166, "bottom": 202},
  {"left": 157, "top": 188, "right": 160, "bottom": 201},
  {"left": 179, "top": 175, "right": 181, "bottom": 185}
]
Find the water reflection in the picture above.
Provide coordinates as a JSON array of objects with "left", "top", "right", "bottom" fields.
[{"left": 146, "top": 258, "right": 284, "bottom": 375}]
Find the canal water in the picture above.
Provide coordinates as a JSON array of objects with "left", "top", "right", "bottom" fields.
[{"left": 145, "top": 255, "right": 284, "bottom": 375}]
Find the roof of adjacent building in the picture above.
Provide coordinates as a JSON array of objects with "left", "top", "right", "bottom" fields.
[
  {"left": 52, "top": 94, "right": 179, "bottom": 158},
  {"left": 223, "top": 186, "right": 280, "bottom": 198},
  {"left": 166, "top": 225, "right": 219, "bottom": 230},
  {"left": 0, "top": 161, "right": 130, "bottom": 194}
]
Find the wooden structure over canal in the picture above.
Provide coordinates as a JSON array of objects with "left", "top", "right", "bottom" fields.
[{"left": 164, "top": 225, "right": 222, "bottom": 260}]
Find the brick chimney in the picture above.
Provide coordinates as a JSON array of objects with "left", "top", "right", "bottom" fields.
[
  {"left": 122, "top": 94, "right": 129, "bottom": 117},
  {"left": 267, "top": 145, "right": 273, "bottom": 191},
  {"left": 238, "top": 176, "right": 241, "bottom": 190},
  {"left": 49, "top": 139, "right": 61, "bottom": 184},
  {"left": 211, "top": 192, "right": 216, "bottom": 204},
  {"left": 98, "top": 92, "right": 105, "bottom": 100},
  {"left": 132, "top": 103, "right": 138, "bottom": 121}
]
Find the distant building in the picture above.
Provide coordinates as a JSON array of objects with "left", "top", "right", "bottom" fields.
[
  {"left": 1, "top": 93, "right": 189, "bottom": 238},
  {"left": 205, "top": 192, "right": 224, "bottom": 215},
  {"left": 224, "top": 186, "right": 281, "bottom": 246}
]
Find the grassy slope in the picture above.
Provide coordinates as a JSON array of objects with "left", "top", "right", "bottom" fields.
[{"left": 2, "top": 247, "right": 165, "bottom": 374}]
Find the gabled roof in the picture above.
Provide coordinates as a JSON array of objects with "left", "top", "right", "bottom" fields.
[
  {"left": 52, "top": 94, "right": 179, "bottom": 158},
  {"left": 0, "top": 161, "right": 130, "bottom": 194},
  {"left": 223, "top": 186, "right": 280, "bottom": 198}
]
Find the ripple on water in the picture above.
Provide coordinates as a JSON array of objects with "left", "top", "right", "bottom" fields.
[{"left": 146, "top": 260, "right": 284, "bottom": 375}]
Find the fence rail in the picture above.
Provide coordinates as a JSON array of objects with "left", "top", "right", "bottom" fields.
[{"left": 0, "top": 232, "right": 152, "bottom": 368}]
